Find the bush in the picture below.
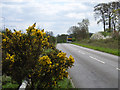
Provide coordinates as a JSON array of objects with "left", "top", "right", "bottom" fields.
[
  {"left": 99, "top": 31, "right": 111, "bottom": 37},
  {"left": 2, "top": 23, "right": 75, "bottom": 88}
]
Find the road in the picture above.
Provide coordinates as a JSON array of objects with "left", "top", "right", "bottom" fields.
[{"left": 56, "top": 43, "right": 119, "bottom": 88}]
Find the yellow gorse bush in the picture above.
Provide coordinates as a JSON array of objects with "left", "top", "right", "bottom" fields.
[
  {"left": 2, "top": 23, "right": 75, "bottom": 88},
  {"left": 5, "top": 53, "right": 15, "bottom": 63},
  {"left": 38, "top": 56, "right": 52, "bottom": 65}
]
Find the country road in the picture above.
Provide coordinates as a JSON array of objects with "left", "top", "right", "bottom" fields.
[{"left": 56, "top": 43, "right": 119, "bottom": 88}]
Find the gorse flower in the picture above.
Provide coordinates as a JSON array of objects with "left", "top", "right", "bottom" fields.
[
  {"left": 69, "top": 55, "right": 75, "bottom": 63},
  {"left": 2, "top": 39, "right": 6, "bottom": 42},
  {"left": 57, "top": 52, "right": 66, "bottom": 58},
  {"left": 6, "top": 53, "right": 15, "bottom": 63},
  {"left": 39, "top": 56, "right": 52, "bottom": 65},
  {"left": 2, "top": 23, "right": 75, "bottom": 88}
]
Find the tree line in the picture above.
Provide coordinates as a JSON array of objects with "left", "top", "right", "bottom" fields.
[{"left": 65, "top": 1, "right": 120, "bottom": 42}]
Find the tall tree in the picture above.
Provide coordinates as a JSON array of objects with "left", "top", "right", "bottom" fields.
[
  {"left": 94, "top": 3, "right": 108, "bottom": 32},
  {"left": 94, "top": 1, "right": 120, "bottom": 32},
  {"left": 78, "top": 19, "right": 89, "bottom": 39},
  {"left": 112, "top": 2, "right": 120, "bottom": 31},
  {"left": 67, "top": 26, "right": 80, "bottom": 39}
]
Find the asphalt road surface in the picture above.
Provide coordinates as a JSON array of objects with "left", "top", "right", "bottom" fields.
[{"left": 56, "top": 43, "right": 119, "bottom": 88}]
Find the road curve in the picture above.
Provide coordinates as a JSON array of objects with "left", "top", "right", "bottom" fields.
[{"left": 56, "top": 43, "right": 119, "bottom": 88}]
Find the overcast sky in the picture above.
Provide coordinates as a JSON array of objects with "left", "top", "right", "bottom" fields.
[{"left": 0, "top": 0, "right": 118, "bottom": 36}]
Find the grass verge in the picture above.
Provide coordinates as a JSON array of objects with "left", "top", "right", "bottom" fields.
[
  {"left": 2, "top": 75, "right": 73, "bottom": 89},
  {"left": 57, "top": 77, "right": 73, "bottom": 88},
  {"left": 2, "top": 75, "right": 19, "bottom": 89},
  {"left": 72, "top": 42, "right": 119, "bottom": 56},
  {"left": 2, "top": 83, "right": 19, "bottom": 89}
]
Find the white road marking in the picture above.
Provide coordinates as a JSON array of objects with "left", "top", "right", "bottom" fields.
[
  {"left": 116, "top": 68, "right": 120, "bottom": 71},
  {"left": 89, "top": 56, "right": 105, "bottom": 64},
  {"left": 78, "top": 51, "right": 85, "bottom": 54}
]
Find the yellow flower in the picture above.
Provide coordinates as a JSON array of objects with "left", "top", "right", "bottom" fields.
[
  {"left": 32, "top": 23, "right": 36, "bottom": 28},
  {"left": 49, "top": 65, "right": 52, "bottom": 68},
  {"left": 2, "top": 39, "right": 6, "bottom": 42},
  {"left": 10, "top": 55, "right": 15, "bottom": 62},
  {"left": 16, "top": 31, "right": 21, "bottom": 34},
  {"left": 31, "top": 29, "right": 36, "bottom": 32},
  {"left": 57, "top": 52, "right": 66, "bottom": 58},
  {"left": 6, "top": 28, "right": 9, "bottom": 32},
  {"left": 13, "top": 32, "right": 16, "bottom": 35},
  {"left": 47, "top": 35, "right": 50, "bottom": 38},
  {"left": 29, "top": 74, "right": 31, "bottom": 78},
  {"left": 54, "top": 81, "right": 56, "bottom": 86},
  {"left": 63, "top": 68, "right": 66, "bottom": 72},
  {"left": 39, "top": 56, "right": 52, "bottom": 65},
  {"left": 11, "top": 59, "right": 14, "bottom": 62},
  {"left": 6, "top": 57, "right": 9, "bottom": 60},
  {"left": 43, "top": 33, "right": 46, "bottom": 36},
  {"left": 65, "top": 72, "right": 68, "bottom": 77},
  {"left": 68, "top": 55, "right": 75, "bottom": 63},
  {"left": 45, "top": 38, "right": 48, "bottom": 42},
  {"left": 6, "top": 53, "right": 10, "bottom": 57},
  {"left": 10, "top": 55, "right": 15, "bottom": 59},
  {"left": 6, "top": 53, "right": 15, "bottom": 62},
  {"left": 56, "top": 63, "right": 59, "bottom": 66}
]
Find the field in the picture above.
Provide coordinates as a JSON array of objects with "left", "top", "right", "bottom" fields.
[{"left": 72, "top": 38, "right": 119, "bottom": 56}]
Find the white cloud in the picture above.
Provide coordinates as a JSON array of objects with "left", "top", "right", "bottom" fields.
[
  {"left": 2, "top": 0, "right": 35, "bottom": 2},
  {"left": 89, "top": 19, "right": 103, "bottom": 33},
  {"left": 49, "top": 0, "right": 118, "bottom": 3},
  {"left": 1, "top": 0, "right": 119, "bottom": 35},
  {"left": 65, "top": 13, "right": 85, "bottom": 19}
]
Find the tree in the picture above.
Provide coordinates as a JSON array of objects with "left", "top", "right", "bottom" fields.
[
  {"left": 110, "top": 2, "right": 119, "bottom": 31},
  {"left": 67, "top": 19, "right": 89, "bottom": 40},
  {"left": 94, "top": 1, "right": 120, "bottom": 32},
  {"left": 112, "top": 2, "right": 120, "bottom": 31},
  {"left": 56, "top": 34, "right": 68, "bottom": 43},
  {"left": 78, "top": 19, "right": 89, "bottom": 39},
  {"left": 46, "top": 31, "right": 56, "bottom": 44},
  {"left": 46, "top": 31, "right": 54, "bottom": 36},
  {"left": 67, "top": 26, "right": 80, "bottom": 39},
  {"left": 94, "top": 3, "right": 108, "bottom": 32}
]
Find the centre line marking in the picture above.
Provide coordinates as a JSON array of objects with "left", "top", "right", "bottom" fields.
[
  {"left": 89, "top": 56, "right": 105, "bottom": 64},
  {"left": 116, "top": 68, "right": 120, "bottom": 71}
]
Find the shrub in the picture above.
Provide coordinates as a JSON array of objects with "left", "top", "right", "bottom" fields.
[
  {"left": 2, "top": 23, "right": 75, "bottom": 88},
  {"left": 99, "top": 31, "right": 111, "bottom": 37}
]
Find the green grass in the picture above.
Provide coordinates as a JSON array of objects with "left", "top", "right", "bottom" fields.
[
  {"left": 57, "top": 78, "right": 73, "bottom": 88},
  {"left": 52, "top": 77, "right": 73, "bottom": 89},
  {"left": 2, "top": 75, "right": 19, "bottom": 89},
  {"left": 72, "top": 42, "right": 119, "bottom": 56},
  {"left": 2, "top": 83, "right": 19, "bottom": 89}
]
